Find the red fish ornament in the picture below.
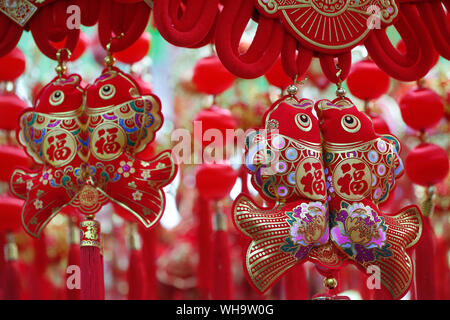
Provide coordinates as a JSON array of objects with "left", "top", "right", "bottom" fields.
[
  {"left": 82, "top": 66, "right": 176, "bottom": 227},
  {"left": 316, "top": 97, "right": 423, "bottom": 299},
  {"left": 10, "top": 74, "right": 87, "bottom": 237},
  {"left": 233, "top": 94, "right": 344, "bottom": 293}
]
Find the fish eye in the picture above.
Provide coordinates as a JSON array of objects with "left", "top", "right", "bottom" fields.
[
  {"left": 49, "top": 90, "right": 65, "bottom": 106},
  {"left": 99, "top": 84, "right": 116, "bottom": 100},
  {"left": 295, "top": 113, "right": 312, "bottom": 131},
  {"left": 341, "top": 114, "right": 361, "bottom": 133}
]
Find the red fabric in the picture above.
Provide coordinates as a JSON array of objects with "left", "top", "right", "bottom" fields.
[
  {"left": 66, "top": 243, "right": 81, "bottom": 300},
  {"left": 139, "top": 226, "right": 158, "bottom": 299},
  {"left": 212, "top": 230, "right": 234, "bottom": 299},
  {"left": 415, "top": 216, "right": 436, "bottom": 300},
  {"left": 435, "top": 237, "right": 450, "bottom": 299},
  {"left": 264, "top": 55, "right": 292, "bottom": 90},
  {"left": 347, "top": 60, "right": 390, "bottom": 100},
  {"left": 1, "top": 260, "right": 21, "bottom": 300},
  {"left": 195, "top": 196, "right": 213, "bottom": 299},
  {"left": 153, "top": 0, "right": 219, "bottom": 47},
  {"left": 365, "top": 4, "right": 436, "bottom": 81},
  {"left": 405, "top": 143, "right": 449, "bottom": 186},
  {"left": 98, "top": 0, "right": 151, "bottom": 52},
  {"left": 0, "top": 47, "right": 26, "bottom": 81},
  {"left": 192, "top": 56, "right": 236, "bottom": 95},
  {"left": 0, "top": 15, "right": 23, "bottom": 58},
  {"left": 281, "top": 34, "right": 313, "bottom": 81},
  {"left": 127, "top": 249, "right": 147, "bottom": 300},
  {"left": 399, "top": 87, "right": 444, "bottom": 131},
  {"left": 284, "top": 264, "right": 308, "bottom": 300},
  {"left": 215, "top": 0, "right": 284, "bottom": 79},
  {"left": 53, "top": 31, "right": 88, "bottom": 61},
  {"left": 29, "top": 1, "right": 80, "bottom": 60},
  {"left": 80, "top": 245, "right": 104, "bottom": 300},
  {"left": 318, "top": 52, "right": 351, "bottom": 83}
]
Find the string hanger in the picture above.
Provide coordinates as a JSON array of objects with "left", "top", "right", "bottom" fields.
[
  {"left": 55, "top": 48, "right": 72, "bottom": 78},
  {"left": 286, "top": 75, "right": 308, "bottom": 98},
  {"left": 335, "top": 65, "right": 346, "bottom": 99},
  {"left": 105, "top": 33, "right": 125, "bottom": 70}
]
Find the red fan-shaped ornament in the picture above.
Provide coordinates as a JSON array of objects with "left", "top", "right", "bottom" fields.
[
  {"left": 405, "top": 143, "right": 449, "bottom": 186},
  {"left": 192, "top": 56, "right": 235, "bottom": 95},
  {"left": 347, "top": 60, "right": 390, "bottom": 101},
  {"left": 399, "top": 87, "right": 444, "bottom": 131}
]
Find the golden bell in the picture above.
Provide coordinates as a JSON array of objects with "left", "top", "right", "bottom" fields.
[{"left": 324, "top": 277, "right": 338, "bottom": 290}]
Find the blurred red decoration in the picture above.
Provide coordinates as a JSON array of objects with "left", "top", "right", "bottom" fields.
[
  {"left": 0, "top": 146, "right": 32, "bottom": 182},
  {"left": 53, "top": 32, "right": 88, "bottom": 61},
  {"left": 399, "top": 87, "right": 444, "bottom": 131},
  {"left": 0, "top": 47, "right": 26, "bottom": 81},
  {"left": 264, "top": 55, "right": 292, "bottom": 89},
  {"left": 195, "top": 163, "right": 237, "bottom": 200},
  {"left": 0, "top": 196, "right": 23, "bottom": 232},
  {"left": 193, "top": 105, "right": 237, "bottom": 147},
  {"left": 370, "top": 115, "right": 391, "bottom": 135},
  {"left": 405, "top": 143, "right": 449, "bottom": 186},
  {"left": 0, "top": 93, "right": 28, "bottom": 131},
  {"left": 192, "top": 56, "right": 236, "bottom": 95},
  {"left": 115, "top": 32, "right": 151, "bottom": 64},
  {"left": 347, "top": 60, "right": 390, "bottom": 100}
]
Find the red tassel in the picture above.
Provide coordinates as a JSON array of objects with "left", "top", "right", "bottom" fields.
[
  {"left": 435, "top": 237, "right": 450, "bottom": 299},
  {"left": 2, "top": 233, "right": 21, "bottom": 300},
  {"left": 127, "top": 223, "right": 147, "bottom": 300},
  {"left": 66, "top": 217, "right": 80, "bottom": 300},
  {"left": 415, "top": 215, "right": 436, "bottom": 300},
  {"left": 80, "top": 218, "right": 104, "bottom": 300},
  {"left": 284, "top": 264, "right": 308, "bottom": 300},
  {"left": 139, "top": 225, "right": 158, "bottom": 299},
  {"left": 196, "top": 195, "right": 213, "bottom": 299},
  {"left": 212, "top": 211, "right": 234, "bottom": 300}
]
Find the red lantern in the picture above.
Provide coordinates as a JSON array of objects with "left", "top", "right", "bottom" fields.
[
  {"left": 0, "top": 93, "right": 28, "bottom": 131},
  {"left": 193, "top": 105, "right": 237, "bottom": 147},
  {"left": 0, "top": 196, "right": 23, "bottom": 232},
  {"left": 347, "top": 60, "right": 390, "bottom": 101},
  {"left": 195, "top": 163, "right": 237, "bottom": 200},
  {"left": 264, "top": 55, "right": 291, "bottom": 90},
  {"left": 405, "top": 143, "right": 449, "bottom": 186},
  {"left": 115, "top": 32, "right": 151, "bottom": 64},
  {"left": 399, "top": 87, "right": 444, "bottom": 131},
  {"left": 192, "top": 56, "right": 235, "bottom": 95},
  {"left": 0, "top": 146, "right": 32, "bottom": 182},
  {"left": 0, "top": 47, "right": 26, "bottom": 82}
]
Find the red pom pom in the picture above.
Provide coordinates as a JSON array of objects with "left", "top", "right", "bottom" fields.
[
  {"left": 347, "top": 60, "right": 390, "bottom": 100},
  {"left": 405, "top": 143, "right": 449, "bottom": 186},
  {"left": 196, "top": 163, "right": 237, "bottom": 200},
  {"left": 264, "top": 55, "right": 291, "bottom": 89},
  {"left": 399, "top": 87, "right": 444, "bottom": 131},
  {"left": 0, "top": 47, "right": 26, "bottom": 81},
  {"left": 193, "top": 105, "right": 237, "bottom": 148},
  {"left": 115, "top": 32, "right": 151, "bottom": 64},
  {"left": 0, "top": 94, "right": 27, "bottom": 130},
  {"left": 192, "top": 56, "right": 235, "bottom": 95}
]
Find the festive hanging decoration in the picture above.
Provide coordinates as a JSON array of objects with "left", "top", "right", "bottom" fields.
[{"left": 233, "top": 83, "right": 424, "bottom": 299}]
